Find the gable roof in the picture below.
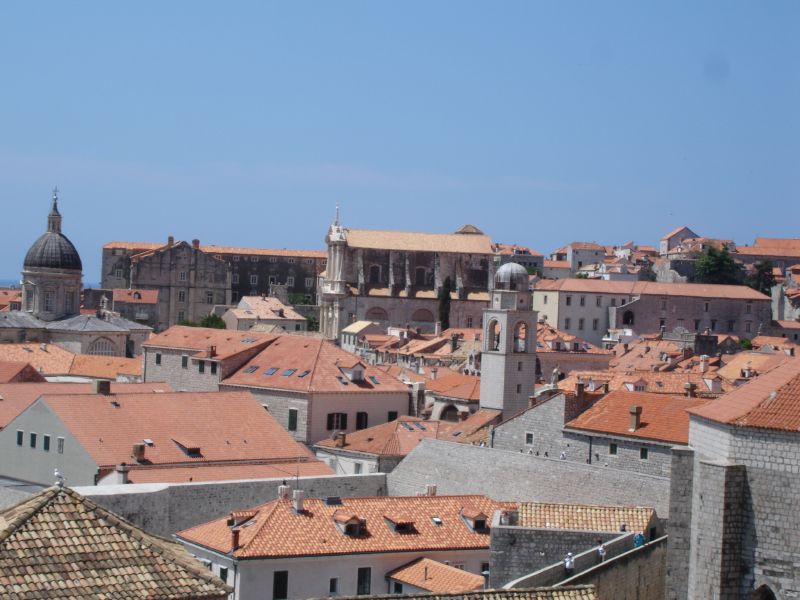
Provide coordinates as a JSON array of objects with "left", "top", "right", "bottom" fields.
[
  {"left": 716, "top": 351, "right": 792, "bottom": 382},
  {"left": 177, "top": 494, "right": 513, "bottom": 559},
  {"left": 112, "top": 288, "right": 159, "bottom": 304},
  {"left": 661, "top": 226, "right": 694, "bottom": 241},
  {"left": 0, "top": 486, "right": 229, "bottom": 599},
  {"left": 534, "top": 279, "right": 769, "bottom": 301},
  {"left": 688, "top": 359, "right": 800, "bottom": 431},
  {"left": 36, "top": 391, "right": 327, "bottom": 478},
  {"left": 387, "top": 558, "right": 485, "bottom": 593},
  {"left": 223, "top": 336, "right": 408, "bottom": 394},
  {"left": 0, "top": 343, "right": 75, "bottom": 375},
  {"left": 426, "top": 373, "right": 481, "bottom": 402},
  {"left": 564, "top": 390, "right": 709, "bottom": 444},
  {"left": 143, "top": 325, "right": 275, "bottom": 360},
  {"left": 517, "top": 502, "right": 654, "bottom": 533},
  {"left": 0, "top": 361, "right": 45, "bottom": 384},
  {"left": 228, "top": 296, "right": 306, "bottom": 322},
  {"left": 345, "top": 229, "right": 494, "bottom": 255}
]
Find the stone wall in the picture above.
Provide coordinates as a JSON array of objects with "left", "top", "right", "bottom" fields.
[
  {"left": 387, "top": 439, "right": 671, "bottom": 516},
  {"left": 665, "top": 448, "right": 694, "bottom": 600},
  {"left": 75, "top": 473, "right": 386, "bottom": 537}
]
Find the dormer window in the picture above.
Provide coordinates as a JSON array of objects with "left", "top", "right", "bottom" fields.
[
  {"left": 384, "top": 514, "right": 416, "bottom": 533},
  {"left": 461, "top": 507, "right": 489, "bottom": 532},
  {"left": 333, "top": 510, "right": 366, "bottom": 536}
]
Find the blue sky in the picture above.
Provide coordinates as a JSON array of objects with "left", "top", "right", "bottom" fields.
[{"left": 1, "top": 1, "right": 798, "bottom": 282}]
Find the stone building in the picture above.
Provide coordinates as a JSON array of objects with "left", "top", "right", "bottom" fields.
[
  {"left": 0, "top": 191, "right": 150, "bottom": 356},
  {"left": 222, "top": 295, "right": 307, "bottom": 332},
  {"left": 319, "top": 212, "right": 496, "bottom": 339},
  {"left": 534, "top": 279, "right": 771, "bottom": 347},
  {"left": 494, "top": 243, "right": 544, "bottom": 273},
  {"left": 666, "top": 358, "right": 800, "bottom": 600},
  {"left": 102, "top": 239, "right": 326, "bottom": 328}
]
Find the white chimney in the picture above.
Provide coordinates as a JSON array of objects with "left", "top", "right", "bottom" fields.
[
  {"left": 700, "top": 355, "right": 709, "bottom": 373},
  {"left": 278, "top": 484, "right": 292, "bottom": 500},
  {"left": 292, "top": 489, "right": 305, "bottom": 513}
]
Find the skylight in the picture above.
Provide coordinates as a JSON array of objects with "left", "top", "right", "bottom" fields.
[
  {"left": 282, "top": 369, "right": 297, "bottom": 377},
  {"left": 401, "top": 422, "right": 415, "bottom": 431},
  {"left": 241, "top": 338, "right": 257, "bottom": 343},
  {"left": 415, "top": 423, "right": 427, "bottom": 431},
  {"left": 368, "top": 375, "right": 380, "bottom": 385},
  {"left": 264, "top": 367, "right": 279, "bottom": 376},
  {"left": 243, "top": 366, "right": 258, "bottom": 374},
  {"left": 298, "top": 370, "right": 311, "bottom": 378}
]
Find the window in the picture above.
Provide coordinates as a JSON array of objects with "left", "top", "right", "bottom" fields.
[
  {"left": 269, "top": 257, "right": 278, "bottom": 263},
  {"left": 115, "top": 267, "right": 123, "bottom": 279},
  {"left": 198, "top": 360, "right": 205, "bottom": 374},
  {"left": 30, "top": 432, "right": 37, "bottom": 449},
  {"left": 327, "top": 413, "right": 348, "bottom": 430},
  {"left": 694, "top": 319, "right": 701, "bottom": 331},
  {"left": 155, "top": 353, "right": 162, "bottom": 366},
  {"left": 710, "top": 319, "right": 717, "bottom": 331},
  {"left": 232, "top": 255, "right": 240, "bottom": 262},
  {"left": 593, "top": 318, "right": 599, "bottom": 331},
  {"left": 305, "top": 258, "right": 313, "bottom": 264},
  {"left": 211, "top": 362, "right": 217, "bottom": 375},
  {"left": 57, "top": 437, "right": 64, "bottom": 454},
  {"left": 356, "top": 412, "right": 369, "bottom": 430},
  {"left": 269, "top": 276, "right": 277, "bottom": 285},
  {"left": 580, "top": 296, "right": 586, "bottom": 306},
  {"left": 181, "top": 355, "right": 188, "bottom": 369},
  {"left": 640, "top": 447, "right": 649, "bottom": 460},
  {"left": 525, "top": 432, "right": 534, "bottom": 445},
  {"left": 286, "top": 276, "right": 295, "bottom": 287},
  {"left": 728, "top": 320, "right": 736, "bottom": 332},
  {"left": 288, "top": 258, "right": 295, "bottom": 264},
  {"left": 746, "top": 321, "right": 752, "bottom": 333},
  {"left": 746, "top": 302, "right": 752, "bottom": 314},
  {"left": 388, "top": 411, "right": 398, "bottom": 421},
  {"left": 659, "top": 318, "right": 666, "bottom": 328},
  {"left": 466, "top": 316, "right": 473, "bottom": 328},
  {"left": 44, "top": 435, "right": 51, "bottom": 452},
  {"left": 178, "top": 291, "right": 186, "bottom": 302},
  {"left": 621, "top": 298, "right": 626, "bottom": 305},
  {"left": 564, "top": 318, "right": 571, "bottom": 329},
  {"left": 566, "top": 296, "right": 572, "bottom": 306},
  {"left": 177, "top": 310, "right": 186, "bottom": 322},
  {"left": 354, "top": 462, "right": 362, "bottom": 474},
  {"left": 219, "top": 567, "right": 228, "bottom": 583},
  {"left": 704, "top": 302, "right": 709, "bottom": 313},
  {"left": 578, "top": 318, "right": 584, "bottom": 330},
  {"left": 273, "top": 571, "right": 288, "bottom": 600},
  {"left": 482, "top": 562, "right": 490, "bottom": 575},
  {"left": 393, "top": 582, "right": 403, "bottom": 594},
  {"left": 16, "top": 430, "right": 23, "bottom": 446},
  {"left": 288, "top": 408, "right": 298, "bottom": 432},
  {"left": 329, "top": 578, "right": 339, "bottom": 595},
  {"left": 179, "top": 271, "right": 187, "bottom": 282},
  {"left": 206, "top": 291, "right": 214, "bottom": 304},
  {"left": 543, "top": 295, "right": 548, "bottom": 305},
  {"left": 232, "top": 273, "right": 240, "bottom": 284},
  {"left": 518, "top": 361, "right": 522, "bottom": 371},
  {"left": 357, "top": 567, "right": 371, "bottom": 595},
  {"left": 596, "top": 296, "right": 602, "bottom": 307},
  {"left": 661, "top": 299, "right": 667, "bottom": 310},
  {"left": 609, "top": 442, "right": 617, "bottom": 455},
  {"left": 516, "top": 384, "right": 521, "bottom": 393},
  {"left": 44, "top": 291, "right": 55, "bottom": 312},
  {"left": 611, "top": 298, "right": 617, "bottom": 307},
  {"left": 305, "top": 277, "right": 314, "bottom": 288},
  {"left": 251, "top": 256, "right": 259, "bottom": 262},
  {"left": 65, "top": 290, "right": 75, "bottom": 313},
  {"left": 250, "top": 275, "right": 258, "bottom": 285}
]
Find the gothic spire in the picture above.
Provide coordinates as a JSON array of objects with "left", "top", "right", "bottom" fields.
[{"left": 47, "top": 187, "right": 62, "bottom": 233}]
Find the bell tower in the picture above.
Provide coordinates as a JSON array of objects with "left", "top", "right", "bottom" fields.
[
  {"left": 320, "top": 204, "right": 349, "bottom": 339},
  {"left": 479, "top": 262, "right": 537, "bottom": 418}
]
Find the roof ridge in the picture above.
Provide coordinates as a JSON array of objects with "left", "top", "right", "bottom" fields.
[
  {"left": 234, "top": 500, "right": 281, "bottom": 555},
  {"left": 306, "top": 337, "right": 328, "bottom": 393},
  {"left": 0, "top": 486, "right": 60, "bottom": 545}
]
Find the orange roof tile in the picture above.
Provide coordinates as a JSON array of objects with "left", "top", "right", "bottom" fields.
[
  {"left": 716, "top": 351, "right": 792, "bottom": 382},
  {"left": 387, "top": 558, "right": 485, "bottom": 593},
  {"left": 104, "top": 241, "right": 326, "bottom": 259},
  {"left": 688, "top": 359, "right": 800, "bottom": 431},
  {"left": 544, "top": 260, "right": 571, "bottom": 269},
  {"left": 229, "top": 296, "right": 305, "bottom": 322},
  {"left": 177, "top": 495, "right": 513, "bottom": 559},
  {"left": 0, "top": 382, "right": 173, "bottom": 429},
  {"left": 39, "top": 391, "right": 322, "bottom": 470},
  {"left": 124, "top": 460, "right": 333, "bottom": 484},
  {"left": 735, "top": 246, "right": 800, "bottom": 259},
  {"left": 345, "top": 229, "right": 494, "bottom": 255},
  {"left": 143, "top": 326, "right": 275, "bottom": 360},
  {"left": 494, "top": 244, "right": 544, "bottom": 257},
  {"left": 223, "top": 336, "right": 408, "bottom": 394},
  {"left": 426, "top": 373, "right": 481, "bottom": 402},
  {"left": 69, "top": 354, "right": 143, "bottom": 379},
  {"left": 560, "top": 370, "right": 729, "bottom": 396},
  {"left": 564, "top": 389, "right": 709, "bottom": 444},
  {"left": 534, "top": 279, "right": 769, "bottom": 300},
  {"left": 661, "top": 226, "right": 693, "bottom": 240},
  {"left": 0, "top": 361, "right": 46, "bottom": 384},
  {"left": 112, "top": 288, "right": 159, "bottom": 304},
  {"left": 570, "top": 242, "right": 605, "bottom": 251},
  {"left": 517, "top": 502, "right": 654, "bottom": 533},
  {"left": 0, "top": 343, "right": 75, "bottom": 375},
  {"left": 753, "top": 238, "right": 800, "bottom": 250}
]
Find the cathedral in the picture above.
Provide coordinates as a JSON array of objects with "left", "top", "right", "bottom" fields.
[{"left": 0, "top": 190, "right": 151, "bottom": 356}]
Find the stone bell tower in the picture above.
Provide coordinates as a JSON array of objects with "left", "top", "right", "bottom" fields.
[
  {"left": 479, "top": 262, "right": 537, "bottom": 418},
  {"left": 320, "top": 204, "right": 348, "bottom": 339}
]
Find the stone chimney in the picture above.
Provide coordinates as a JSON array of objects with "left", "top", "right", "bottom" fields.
[
  {"left": 576, "top": 381, "right": 585, "bottom": 401},
  {"left": 628, "top": 405, "right": 642, "bottom": 432},
  {"left": 430, "top": 367, "right": 438, "bottom": 380},
  {"left": 231, "top": 528, "right": 240, "bottom": 551},
  {"left": 93, "top": 380, "right": 112, "bottom": 395},
  {"left": 450, "top": 334, "right": 459, "bottom": 353},
  {"left": 435, "top": 321, "right": 442, "bottom": 337},
  {"left": 684, "top": 381, "right": 697, "bottom": 397},
  {"left": 207, "top": 345, "right": 217, "bottom": 358},
  {"left": 114, "top": 463, "right": 130, "bottom": 484},
  {"left": 292, "top": 489, "right": 305, "bottom": 513},
  {"left": 335, "top": 432, "right": 346, "bottom": 448},
  {"left": 426, "top": 484, "right": 437, "bottom": 497},
  {"left": 167, "top": 235, "right": 174, "bottom": 246}
]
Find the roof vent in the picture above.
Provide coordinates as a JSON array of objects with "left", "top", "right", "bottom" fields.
[{"left": 324, "top": 496, "right": 343, "bottom": 506}]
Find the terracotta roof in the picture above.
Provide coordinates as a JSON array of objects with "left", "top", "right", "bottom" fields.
[
  {"left": 735, "top": 246, "right": 800, "bottom": 259},
  {"left": 373, "top": 364, "right": 431, "bottom": 384},
  {"left": 536, "top": 322, "right": 611, "bottom": 355},
  {"left": 427, "top": 373, "right": 481, "bottom": 402},
  {"left": 0, "top": 343, "right": 75, "bottom": 375},
  {"left": 143, "top": 325, "right": 275, "bottom": 360},
  {"left": 345, "top": 229, "right": 494, "bottom": 255},
  {"left": 112, "top": 288, "right": 159, "bottom": 304},
  {"left": 560, "top": 370, "right": 729, "bottom": 397},
  {"left": 543, "top": 260, "right": 571, "bottom": 269},
  {"left": 342, "top": 320, "right": 383, "bottom": 334},
  {"left": 0, "top": 289, "right": 21, "bottom": 310},
  {"left": 564, "top": 390, "right": 709, "bottom": 444},
  {"left": 317, "top": 587, "right": 598, "bottom": 600},
  {"left": 387, "top": 558, "right": 485, "bottom": 593},
  {"left": 177, "top": 494, "right": 513, "bottom": 559},
  {"left": 0, "top": 361, "right": 45, "bottom": 384},
  {"left": 104, "top": 240, "right": 326, "bottom": 259},
  {"left": 688, "top": 359, "right": 800, "bottom": 431},
  {"left": 0, "top": 382, "right": 172, "bottom": 430},
  {"left": 517, "top": 502, "right": 655, "bottom": 533},
  {"left": 534, "top": 279, "right": 769, "bottom": 300},
  {"left": 494, "top": 244, "right": 544, "bottom": 258},
  {"left": 37, "top": 391, "right": 324, "bottom": 471},
  {"left": 754, "top": 238, "right": 800, "bottom": 250},
  {"left": 223, "top": 336, "right": 409, "bottom": 394},
  {"left": 0, "top": 486, "right": 230, "bottom": 599},
  {"left": 69, "top": 354, "right": 143, "bottom": 379},
  {"left": 751, "top": 336, "right": 798, "bottom": 350},
  {"left": 776, "top": 320, "right": 800, "bottom": 330},
  {"left": 661, "top": 226, "right": 693, "bottom": 240},
  {"left": 716, "top": 351, "right": 793, "bottom": 382},
  {"left": 123, "top": 460, "right": 334, "bottom": 484},
  {"left": 569, "top": 242, "right": 605, "bottom": 251},
  {"left": 228, "top": 296, "right": 306, "bottom": 322}
]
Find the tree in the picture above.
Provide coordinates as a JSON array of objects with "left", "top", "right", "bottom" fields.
[
  {"left": 694, "top": 246, "right": 742, "bottom": 285},
  {"left": 746, "top": 261, "right": 776, "bottom": 296},
  {"left": 199, "top": 314, "right": 226, "bottom": 329},
  {"left": 740, "top": 338, "right": 753, "bottom": 350},
  {"left": 574, "top": 272, "right": 589, "bottom": 279},
  {"left": 438, "top": 276, "right": 453, "bottom": 331}
]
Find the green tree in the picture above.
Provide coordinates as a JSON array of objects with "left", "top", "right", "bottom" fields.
[
  {"left": 198, "top": 314, "right": 226, "bottom": 329},
  {"left": 694, "top": 247, "right": 742, "bottom": 285},
  {"left": 740, "top": 338, "right": 753, "bottom": 350},
  {"left": 288, "top": 292, "right": 308, "bottom": 305},
  {"left": 438, "top": 276, "right": 453, "bottom": 331},
  {"left": 574, "top": 272, "right": 589, "bottom": 279},
  {"left": 746, "top": 261, "right": 776, "bottom": 296},
  {"left": 306, "top": 314, "right": 319, "bottom": 332}
]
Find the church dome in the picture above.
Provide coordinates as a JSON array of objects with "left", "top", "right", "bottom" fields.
[
  {"left": 494, "top": 262, "right": 529, "bottom": 291},
  {"left": 23, "top": 191, "right": 83, "bottom": 272}
]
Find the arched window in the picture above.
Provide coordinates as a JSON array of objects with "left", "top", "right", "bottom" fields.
[
  {"left": 440, "top": 405, "right": 459, "bottom": 422},
  {"left": 369, "top": 265, "right": 381, "bottom": 284},
  {"left": 365, "top": 307, "right": 389, "bottom": 322},
  {"left": 623, "top": 310, "right": 635, "bottom": 326},
  {"left": 752, "top": 585, "right": 777, "bottom": 600},
  {"left": 88, "top": 337, "right": 116, "bottom": 356},
  {"left": 411, "top": 309, "right": 434, "bottom": 323},
  {"left": 486, "top": 319, "right": 501, "bottom": 352},
  {"left": 513, "top": 321, "right": 528, "bottom": 353},
  {"left": 133, "top": 291, "right": 141, "bottom": 300}
]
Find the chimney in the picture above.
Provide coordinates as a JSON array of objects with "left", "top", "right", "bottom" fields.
[
  {"left": 684, "top": 381, "right": 697, "bottom": 398},
  {"left": 115, "top": 463, "right": 129, "bottom": 484},
  {"left": 435, "top": 321, "right": 442, "bottom": 336},
  {"left": 292, "top": 489, "right": 305, "bottom": 513},
  {"left": 131, "top": 443, "right": 146, "bottom": 462},
  {"left": 628, "top": 405, "right": 642, "bottom": 432},
  {"left": 426, "top": 484, "right": 437, "bottom": 497},
  {"left": 576, "top": 381, "right": 585, "bottom": 401},
  {"left": 335, "top": 432, "right": 347, "bottom": 448},
  {"left": 431, "top": 367, "right": 438, "bottom": 380},
  {"left": 450, "top": 334, "right": 458, "bottom": 353},
  {"left": 700, "top": 355, "right": 709, "bottom": 373},
  {"left": 278, "top": 484, "right": 292, "bottom": 500},
  {"left": 207, "top": 345, "right": 217, "bottom": 358},
  {"left": 277, "top": 308, "right": 284, "bottom": 317},
  {"left": 192, "top": 239, "right": 200, "bottom": 249},
  {"left": 167, "top": 235, "right": 174, "bottom": 246},
  {"left": 602, "top": 382, "right": 610, "bottom": 394},
  {"left": 93, "top": 380, "right": 112, "bottom": 396},
  {"left": 231, "top": 528, "right": 240, "bottom": 551},
  {"left": 40, "top": 343, "right": 48, "bottom": 352}
]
